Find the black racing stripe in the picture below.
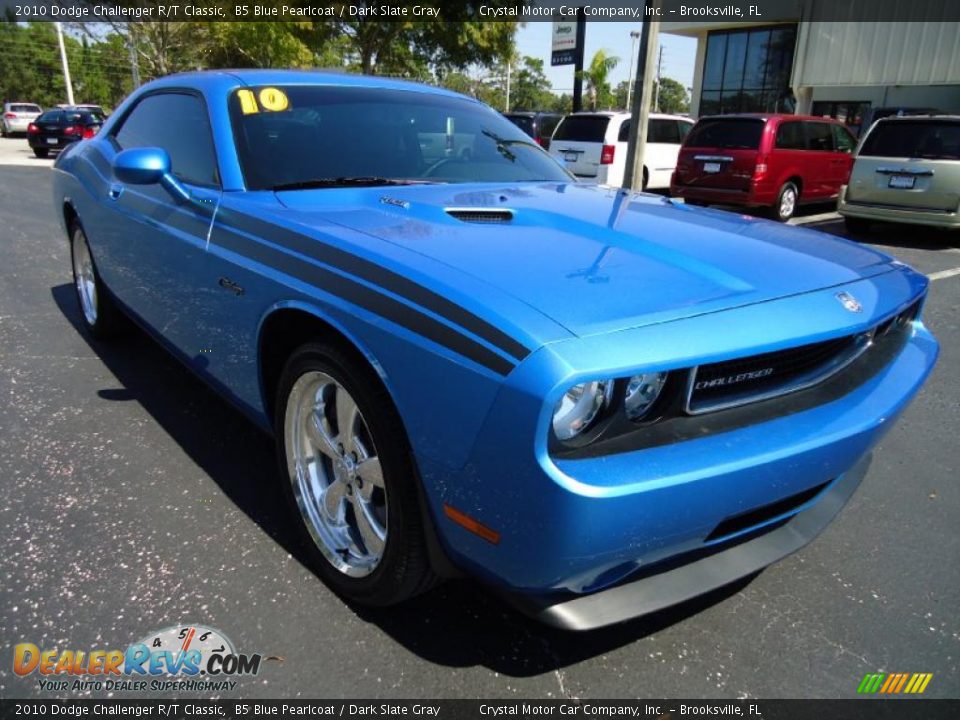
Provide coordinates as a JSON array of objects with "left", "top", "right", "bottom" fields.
[
  {"left": 221, "top": 209, "right": 531, "bottom": 362},
  {"left": 213, "top": 226, "right": 516, "bottom": 377}
]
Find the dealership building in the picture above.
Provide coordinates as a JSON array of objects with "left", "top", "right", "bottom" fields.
[{"left": 662, "top": 0, "right": 960, "bottom": 131}]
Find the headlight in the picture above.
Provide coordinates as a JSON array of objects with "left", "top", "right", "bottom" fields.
[
  {"left": 624, "top": 372, "right": 668, "bottom": 420},
  {"left": 552, "top": 380, "right": 613, "bottom": 441}
]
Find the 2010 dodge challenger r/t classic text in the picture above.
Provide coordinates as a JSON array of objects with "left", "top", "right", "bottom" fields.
[{"left": 52, "top": 71, "right": 938, "bottom": 630}]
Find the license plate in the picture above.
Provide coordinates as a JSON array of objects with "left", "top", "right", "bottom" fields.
[
  {"left": 46, "top": 138, "right": 58, "bottom": 145},
  {"left": 888, "top": 175, "right": 915, "bottom": 189},
  {"left": 564, "top": 152, "right": 578, "bottom": 162},
  {"left": 703, "top": 162, "right": 721, "bottom": 173}
]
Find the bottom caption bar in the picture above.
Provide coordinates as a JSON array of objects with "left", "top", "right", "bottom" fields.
[{"left": 1, "top": 700, "right": 958, "bottom": 720}]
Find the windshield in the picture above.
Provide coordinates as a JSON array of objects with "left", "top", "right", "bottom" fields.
[
  {"left": 860, "top": 120, "right": 960, "bottom": 160},
  {"left": 229, "top": 86, "right": 572, "bottom": 190},
  {"left": 11, "top": 104, "right": 40, "bottom": 113},
  {"left": 684, "top": 118, "right": 764, "bottom": 149}
]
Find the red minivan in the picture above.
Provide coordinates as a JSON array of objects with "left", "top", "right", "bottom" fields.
[{"left": 670, "top": 114, "right": 857, "bottom": 221}]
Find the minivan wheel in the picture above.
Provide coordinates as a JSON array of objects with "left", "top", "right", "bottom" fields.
[
  {"left": 772, "top": 182, "right": 798, "bottom": 222},
  {"left": 275, "top": 342, "right": 436, "bottom": 606},
  {"left": 844, "top": 216, "right": 871, "bottom": 235}
]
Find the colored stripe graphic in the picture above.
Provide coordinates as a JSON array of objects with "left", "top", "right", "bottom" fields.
[{"left": 857, "top": 673, "right": 932, "bottom": 694}]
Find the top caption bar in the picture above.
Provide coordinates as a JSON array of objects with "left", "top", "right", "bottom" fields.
[{"left": 3, "top": 0, "right": 960, "bottom": 23}]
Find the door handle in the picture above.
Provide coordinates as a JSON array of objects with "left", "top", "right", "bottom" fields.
[{"left": 108, "top": 184, "right": 124, "bottom": 200}]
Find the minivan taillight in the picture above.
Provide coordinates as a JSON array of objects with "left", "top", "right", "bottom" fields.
[
  {"left": 600, "top": 144, "right": 616, "bottom": 164},
  {"left": 27, "top": 123, "right": 39, "bottom": 134},
  {"left": 753, "top": 155, "right": 768, "bottom": 181}
]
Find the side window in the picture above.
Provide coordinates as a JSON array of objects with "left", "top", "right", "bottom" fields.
[
  {"left": 775, "top": 121, "right": 804, "bottom": 150},
  {"left": 677, "top": 121, "right": 693, "bottom": 141},
  {"left": 805, "top": 121, "right": 834, "bottom": 152},
  {"left": 113, "top": 93, "right": 219, "bottom": 187},
  {"left": 617, "top": 119, "right": 631, "bottom": 143},
  {"left": 832, "top": 124, "right": 856, "bottom": 153},
  {"left": 648, "top": 119, "right": 681, "bottom": 144}
]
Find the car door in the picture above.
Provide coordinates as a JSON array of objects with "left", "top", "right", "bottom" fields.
[
  {"left": 97, "top": 91, "right": 222, "bottom": 359},
  {"left": 830, "top": 123, "right": 857, "bottom": 194},
  {"left": 802, "top": 121, "right": 837, "bottom": 199}
]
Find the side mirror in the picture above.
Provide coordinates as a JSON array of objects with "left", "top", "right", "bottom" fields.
[
  {"left": 113, "top": 147, "right": 169, "bottom": 185},
  {"left": 112, "top": 147, "right": 191, "bottom": 203}
]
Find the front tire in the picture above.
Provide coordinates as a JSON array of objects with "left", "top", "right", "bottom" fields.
[
  {"left": 772, "top": 182, "right": 799, "bottom": 222},
  {"left": 70, "top": 221, "right": 124, "bottom": 339},
  {"left": 275, "top": 342, "right": 436, "bottom": 606}
]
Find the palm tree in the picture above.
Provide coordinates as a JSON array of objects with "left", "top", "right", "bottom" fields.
[{"left": 578, "top": 50, "right": 620, "bottom": 111}]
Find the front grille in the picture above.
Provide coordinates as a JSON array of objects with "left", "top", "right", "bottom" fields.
[{"left": 687, "top": 333, "right": 869, "bottom": 414}]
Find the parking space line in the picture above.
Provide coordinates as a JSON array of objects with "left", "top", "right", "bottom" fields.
[
  {"left": 789, "top": 212, "right": 841, "bottom": 226},
  {"left": 928, "top": 266, "right": 960, "bottom": 282}
]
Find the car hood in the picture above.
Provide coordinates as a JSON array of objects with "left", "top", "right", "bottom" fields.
[{"left": 275, "top": 182, "right": 895, "bottom": 338}]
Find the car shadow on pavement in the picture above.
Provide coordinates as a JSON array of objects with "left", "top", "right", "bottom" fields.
[
  {"left": 840, "top": 222, "right": 960, "bottom": 251},
  {"left": 52, "top": 282, "right": 757, "bottom": 677}
]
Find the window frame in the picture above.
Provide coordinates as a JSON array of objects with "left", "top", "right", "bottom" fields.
[{"left": 109, "top": 88, "right": 222, "bottom": 190}]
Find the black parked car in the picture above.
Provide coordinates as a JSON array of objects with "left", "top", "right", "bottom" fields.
[
  {"left": 27, "top": 109, "right": 102, "bottom": 158},
  {"left": 503, "top": 111, "right": 563, "bottom": 150}
]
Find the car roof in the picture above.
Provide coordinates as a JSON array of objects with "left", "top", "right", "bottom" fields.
[
  {"left": 563, "top": 111, "right": 691, "bottom": 121},
  {"left": 143, "top": 69, "right": 473, "bottom": 103},
  {"left": 697, "top": 113, "right": 844, "bottom": 123},
  {"left": 874, "top": 114, "right": 960, "bottom": 122}
]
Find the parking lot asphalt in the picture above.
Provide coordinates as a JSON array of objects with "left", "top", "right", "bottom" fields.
[{"left": 0, "top": 139, "right": 958, "bottom": 700}]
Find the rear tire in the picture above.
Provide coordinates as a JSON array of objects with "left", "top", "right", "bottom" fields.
[
  {"left": 771, "top": 182, "right": 799, "bottom": 222},
  {"left": 69, "top": 221, "right": 124, "bottom": 340},
  {"left": 33, "top": 148, "right": 48, "bottom": 158},
  {"left": 275, "top": 341, "right": 437, "bottom": 606},
  {"left": 843, "top": 216, "right": 871, "bottom": 235}
]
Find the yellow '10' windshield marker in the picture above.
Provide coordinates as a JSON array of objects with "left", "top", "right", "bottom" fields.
[{"left": 259, "top": 88, "right": 289, "bottom": 112}]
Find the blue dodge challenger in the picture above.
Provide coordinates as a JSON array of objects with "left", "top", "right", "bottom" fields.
[{"left": 52, "top": 71, "right": 938, "bottom": 629}]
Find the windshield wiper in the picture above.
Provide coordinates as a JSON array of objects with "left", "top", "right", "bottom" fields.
[
  {"left": 271, "top": 177, "right": 432, "bottom": 191},
  {"left": 480, "top": 129, "right": 539, "bottom": 163}
]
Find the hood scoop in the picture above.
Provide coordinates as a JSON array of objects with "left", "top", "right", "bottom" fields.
[{"left": 445, "top": 208, "right": 514, "bottom": 224}]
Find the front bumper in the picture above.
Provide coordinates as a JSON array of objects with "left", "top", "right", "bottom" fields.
[
  {"left": 839, "top": 186, "right": 960, "bottom": 229},
  {"left": 418, "top": 268, "right": 937, "bottom": 626},
  {"left": 512, "top": 452, "right": 871, "bottom": 630}
]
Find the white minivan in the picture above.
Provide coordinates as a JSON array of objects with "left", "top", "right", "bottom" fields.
[{"left": 549, "top": 111, "right": 694, "bottom": 189}]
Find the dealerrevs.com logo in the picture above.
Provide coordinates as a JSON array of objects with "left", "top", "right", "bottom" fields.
[{"left": 14, "top": 625, "right": 263, "bottom": 693}]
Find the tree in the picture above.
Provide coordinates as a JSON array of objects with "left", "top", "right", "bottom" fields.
[
  {"left": 656, "top": 77, "right": 690, "bottom": 115},
  {"left": 578, "top": 50, "right": 619, "bottom": 111},
  {"left": 510, "top": 56, "right": 557, "bottom": 111},
  {"left": 203, "top": 23, "right": 313, "bottom": 69},
  {"left": 302, "top": 2, "right": 522, "bottom": 77}
]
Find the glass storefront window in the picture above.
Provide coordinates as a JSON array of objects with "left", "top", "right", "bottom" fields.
[{"left": 700, "top": 25, "right": 797, "bottom": 116}]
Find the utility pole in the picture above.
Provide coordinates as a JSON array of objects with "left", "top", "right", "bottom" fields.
[
  {"left": 623, "top": 0, "right": 660, "bottom": 191},
  {"left": 571, "top": 8, "right": 587, "bottom": 112},
  {"left": 55, "top": 22, "right": 75, "bottom": 106},
  {"left": 654, "top": 45, "right": 664, "bottom": 112},
  {"left": 626, "top": 30, "right": 640, "bottom": 110},
  {"left": 128, "top": 41, "right": 141, "bottom": 89},
  {"left": 505, "top": 61, "right": 511, "bottom": 112}
]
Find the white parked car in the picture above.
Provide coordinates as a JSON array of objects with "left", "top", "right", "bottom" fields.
[
  {"left": 549, "top": 111, "right": 694, "bottom": 190},
  {"left": 2, "top": 102, "right": 43, "bottom": 136}
]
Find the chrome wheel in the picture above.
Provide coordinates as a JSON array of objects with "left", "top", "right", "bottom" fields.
[
  {"left": 72, "top": 229, "right": 98, "bottom": 327},
  {"left": 284, "top": 371, "right": 387, "bottom": 577},
  {"left": 779, "top": 186, "right": 797, "bottom": 220}
]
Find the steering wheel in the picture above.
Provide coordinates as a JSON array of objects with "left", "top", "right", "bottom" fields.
[{"left": 422, "top": 152, "right": 470, "bottom": 178}]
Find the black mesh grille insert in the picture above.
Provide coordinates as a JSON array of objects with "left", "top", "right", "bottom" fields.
[
  {"left": 689, "top": 334, "right": 862, "bottom": 412},
  {"left": 446, "top": 209, "right": 513, "bottom": 223}
]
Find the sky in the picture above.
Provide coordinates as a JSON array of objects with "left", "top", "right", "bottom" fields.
[{"left": 514, "top": 22, "right": 697, "bottom": 95}]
